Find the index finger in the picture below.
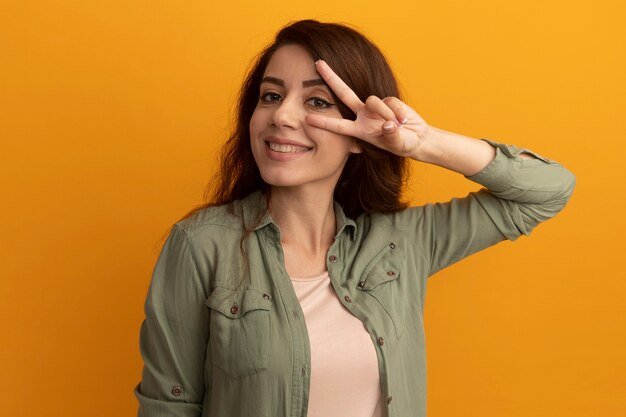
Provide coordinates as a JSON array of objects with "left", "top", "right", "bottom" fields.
[{"left": 315, "top": 60, "right": 363, "bottom": 111}]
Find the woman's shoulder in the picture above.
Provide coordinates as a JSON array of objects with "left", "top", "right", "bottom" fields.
[
  {"left": 174, "top": 201, "right": 244, "bottom": 238},
  {"left": 174, "top": 191, "right": 265, "bottom": 238}
]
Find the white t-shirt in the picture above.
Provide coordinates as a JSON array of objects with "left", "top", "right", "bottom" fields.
[{"left": 290, "top": 271, "right": 383, "bottom": 417}]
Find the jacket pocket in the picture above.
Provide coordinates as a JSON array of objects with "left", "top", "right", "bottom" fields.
[
  {"left": 206, "top": 286, "right": 272, "bottom": 377},
  {"left": 358, "top": 245, "right": 407, "bottom": 339}
]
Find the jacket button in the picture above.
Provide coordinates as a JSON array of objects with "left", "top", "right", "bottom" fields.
[
  {"left": 344, "top": 295, "right": 352, "bottom": 303},
  {"left": 389, "top": 242, "right": 396, "bottom": 249},
  {"left": 230, "top": 305, "right": 239, "bottom": 315},
  {"left": 263, "top": 293, "right": 271, "bottom": 300},
  {"left": 387, "top": 395, "right": 393, "bottom": 404},
  {"left": 386, "top": 271, "right": 396, "bottom": 277},
  {"left": 378, "top": 336, "right": 385, "bottom": 346},
  {"left": 171, "top": 386, "right": 183, "bottom": 397},
  {"left": 329, "top": 255, "right": 338, "bottom": 263},
  {"left": 357, "top": 281, "right": 365, "bottom": 288}
]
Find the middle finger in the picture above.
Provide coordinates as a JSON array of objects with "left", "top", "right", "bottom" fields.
[{"left": 365, "top": 95, "right": 397, "bottom": 122}]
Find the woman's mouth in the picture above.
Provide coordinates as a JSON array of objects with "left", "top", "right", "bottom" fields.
[{"left": 267, "top": 142, "right": 312, "bottom": 153}]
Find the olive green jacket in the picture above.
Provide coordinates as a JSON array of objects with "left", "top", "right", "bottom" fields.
[{"left": 135, "top": 141, "right": 575, "bottom": 417}]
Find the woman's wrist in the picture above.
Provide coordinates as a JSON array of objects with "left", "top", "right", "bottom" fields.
[
  {"left": 410, "top": 127, "right": 497, "bottom": 176},
  {"left": 409, "top": 125, "right": 442, "bottom": 163}
]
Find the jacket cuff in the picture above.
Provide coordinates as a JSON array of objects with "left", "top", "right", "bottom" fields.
[{"left": 465, "top": 139, "right": 554, "bottom": 192}]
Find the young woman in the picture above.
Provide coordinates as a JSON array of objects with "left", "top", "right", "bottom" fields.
[{"left": 135, "top": 20, "right": 575, "bottom": 417}]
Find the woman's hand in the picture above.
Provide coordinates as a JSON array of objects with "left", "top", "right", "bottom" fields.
[
  {"left": 305, "top": 60, "right": 432, "bottom": 160},
  {"left": 306, "top": 59, "right": 498, "bottom": 175}
]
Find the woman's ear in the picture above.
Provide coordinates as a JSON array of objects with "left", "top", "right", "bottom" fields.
[{"left": 350, "top": 138, "right": 363, "bottom": 154}]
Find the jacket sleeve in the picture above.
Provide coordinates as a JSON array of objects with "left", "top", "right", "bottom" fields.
[
  {"left": 416, "top": 139, "right": 576, "bottom": 277},
  {"left": 135, "top": 224, "right": 209, "bottom": 416}
]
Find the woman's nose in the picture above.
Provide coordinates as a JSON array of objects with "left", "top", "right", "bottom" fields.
[{"left": 270, "top": 97, "right": 302, "bottom": 129}]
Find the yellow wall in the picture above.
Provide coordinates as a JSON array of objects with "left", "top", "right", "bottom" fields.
[{"left": 1, "top": 1, "right": 624, "bottom": 416}]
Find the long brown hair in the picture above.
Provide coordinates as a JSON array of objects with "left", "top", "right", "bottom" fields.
[{"left": 191, "top": 19, "right": 408, "bottom": 219}]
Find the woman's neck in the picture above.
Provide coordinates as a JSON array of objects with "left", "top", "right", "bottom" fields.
[{"left": 267, "top": 186, "right": 337, "bottom": 255}]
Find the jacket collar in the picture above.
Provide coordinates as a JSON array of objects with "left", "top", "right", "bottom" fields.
[{"left": 238, "top": 190, "right": 357, "bottom": 241}]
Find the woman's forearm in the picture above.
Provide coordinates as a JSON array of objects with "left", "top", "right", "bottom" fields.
[{"left": 412, "top": 127, "right": 533, "bottom": 176}]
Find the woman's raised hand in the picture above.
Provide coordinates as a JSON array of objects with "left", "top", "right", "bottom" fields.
[{"left": 305, "top": 60, "right": 432, "bottom": 160}]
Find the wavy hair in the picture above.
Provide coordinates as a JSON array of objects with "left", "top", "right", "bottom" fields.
[{"left": 190, "top": 19, "right": 408, "bottom": 219}]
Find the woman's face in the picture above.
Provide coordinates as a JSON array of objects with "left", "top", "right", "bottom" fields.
[{"left": 249, "top": 44, "right": 361, "bottom": 194}]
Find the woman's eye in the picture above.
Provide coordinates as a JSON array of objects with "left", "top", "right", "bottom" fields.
[
  {"left": 307, "top": 97, "right": 333, "bottom": 109},
  {"left": 260, "top": 92, "right": 281, "bottom": 103}
]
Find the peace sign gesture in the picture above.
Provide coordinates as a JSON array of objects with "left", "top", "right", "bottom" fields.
[{"left": 305, "top": 60, "right": 432, "bottom": 160}]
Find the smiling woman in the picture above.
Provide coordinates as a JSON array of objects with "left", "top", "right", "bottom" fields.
[
  {"left": 135, "top": 19, "right": 575, "bottom": 417},
  {"left": 249, "top": 44, "right": 362, "bottom": 192}
]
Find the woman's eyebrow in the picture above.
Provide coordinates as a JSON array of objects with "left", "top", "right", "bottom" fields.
[
  {"left": 302, "top": 79, "right": 325, "bottom": 87},
  {"left": 261, "top": 76, "right": 284, "bottom": 86},
  {"left": 260, "top": 76, "right": 327, "bottom": 88}
]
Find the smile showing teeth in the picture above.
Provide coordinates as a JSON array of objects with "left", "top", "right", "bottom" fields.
[{"left": 268, "top": 142, "right": 310, "bottom": 153}]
